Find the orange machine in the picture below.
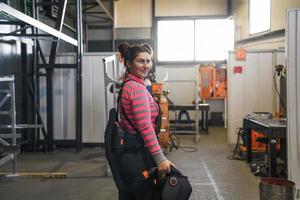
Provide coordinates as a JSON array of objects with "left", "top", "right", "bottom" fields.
[
  {"left": 199, "top": 64, "right": 227, "bottom": 99},
  {"left": 151, "top": 83, "right": 170, "bottom": 149},
  {"left": 240, "top": 130, "right": 280, "bottom": 152}
]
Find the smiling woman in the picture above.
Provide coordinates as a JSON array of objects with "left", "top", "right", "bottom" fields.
[
  {"left": 128, "top": 52, "right": 152, "bottom": 79},
  {"left": 110, "top": 43, "right": 176, "bottom": 200}
]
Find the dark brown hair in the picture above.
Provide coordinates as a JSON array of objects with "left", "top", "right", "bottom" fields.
[
  {"left": 119, "top": 43, "right": 153, "bottom": 67},
  {"left": 117, "top": 42, "right": 130, "bottom": 60}
]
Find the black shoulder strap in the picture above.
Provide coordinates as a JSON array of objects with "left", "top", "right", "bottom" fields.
[
  {"left": 118, "top": 79, "right": 161, "bottom": 136},
  {"left": 117, "top": 79, "right": 141, "bottom": 135}
]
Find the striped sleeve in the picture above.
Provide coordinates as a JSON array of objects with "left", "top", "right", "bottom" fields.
[{"left": 123, "top": 81, "right": 166, "bottom": 164}]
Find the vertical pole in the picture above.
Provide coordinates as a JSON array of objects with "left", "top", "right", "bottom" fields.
[
  {"left": 151, "top": 0, "right": 157, "bottom": 64},
  {"left": 9, "top": 76, "right": 17, "bottom": 174},
  {"left": 20, "top": 0, "right": 29, "bottom": 149},
  {"left": 103, "top": 61, "right": 108, "bottom": 124},
  {"left": 32, "top": 0, "right": 38, "bottom": 152},
  {"left": 111, "top": 0, "right": 115, "bottom": 51},
  {"left": 47, "top": 0, "right": 68, "bottom": 151},
  {"left": 76, "top": 0, "right": 83, "bottom": 152},
  {"left": 21, "top": 38, "right": 28, "bottom": 146},
  {"left": 195, "top": 66, "right": 200, "bottom": 142},
  {"left": 46, "top": 69, "right": 54, "bottom": 151}
]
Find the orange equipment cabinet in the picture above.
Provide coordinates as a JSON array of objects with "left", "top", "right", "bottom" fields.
[
  {"left": 151, "top": 83, "right": 170, "bottom": 149},
  {"left": 199, "top": 65, "right": 227, "bottom": 99}
]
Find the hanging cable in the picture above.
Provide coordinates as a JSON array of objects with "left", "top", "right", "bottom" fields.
[
  {"left": 273, "top": 70, "right": 286, "bottom": 113},
  {"left": 166, "top": 108, "right": 198, "bottom": 153},
  {"left": 227, "top": 127, "right": 245, "bottom": 160}
]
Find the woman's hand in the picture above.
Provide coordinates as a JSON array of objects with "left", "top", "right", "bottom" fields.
[{"left": 157, "top": 159, "right": 175, "bottom": 174}]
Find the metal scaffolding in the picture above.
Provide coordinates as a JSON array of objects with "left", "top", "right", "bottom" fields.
[
  {"left": 0, "top": 1, "right": 83, "bottom": 152},
  {"left": 0, "top": 76, "right": 19, "bottom": 175}
]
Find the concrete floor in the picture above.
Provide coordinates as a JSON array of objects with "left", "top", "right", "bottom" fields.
[{"left": 0, "top": 128, "right": 260, "bottom": 200}]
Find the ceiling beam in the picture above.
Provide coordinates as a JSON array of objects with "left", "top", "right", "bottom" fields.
[{"left": 95, "top": 0, "right": 113, "bottom": 21}]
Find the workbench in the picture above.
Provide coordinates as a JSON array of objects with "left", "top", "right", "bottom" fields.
[
  {"left": 243, "top": 114, "right": 287, "bottom": 177},
  {"left": 169, "top": 103, "right": 210, "bottom": 141}
]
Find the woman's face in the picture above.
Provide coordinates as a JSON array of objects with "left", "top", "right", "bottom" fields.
[{"left": 128, "top": 52, "right": 152, "bottom": 79}]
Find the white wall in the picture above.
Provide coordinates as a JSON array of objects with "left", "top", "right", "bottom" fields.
[
  {"left": 227, "top": 50, "right": 284, "bottom": 144},
  {"left": 81, "top": 53, "right": 116, "bottom": 143},
  {"left": 39, "top": 54, "right": 77, "bottom": 140}
]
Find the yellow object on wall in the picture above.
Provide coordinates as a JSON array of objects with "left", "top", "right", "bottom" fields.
[
  {"left": 114, "top": 0, "right": 152, "bottom": 28},
  {"left": 155, "top": 0, "right": 227, "bottom": 16}
]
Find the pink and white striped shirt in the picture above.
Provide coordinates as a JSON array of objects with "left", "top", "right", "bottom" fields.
[{"left": 119, "top": 74, "right": 166, "bottom": 164}]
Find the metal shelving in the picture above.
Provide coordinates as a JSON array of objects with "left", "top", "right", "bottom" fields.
[{"left": 0, "top": 75, "right": 18, "bottom": 175}]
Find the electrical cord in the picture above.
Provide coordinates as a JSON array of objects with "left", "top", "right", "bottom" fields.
[
  {"left": 166, "top": 107, "right": 198, "bottom": 153},
  {"left": 168, "top": 133, "right": 198, "bottom": 153},
  {"left": 273, "top": 71, "right": 286, "bottom": 113},
  {"left": 227, "top": 127, "right": 245, "bottom": 161}
]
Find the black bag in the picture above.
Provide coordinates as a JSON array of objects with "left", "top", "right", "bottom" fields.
[
  {"left": 105, "top": 108, "right": 148, "bottom": 192},
  {"left": 105, "top": 108, "right": 127, "bottom": 191},
  {"left": 149, "top": 167, "right": 192, "bottom": 200},
  {"left": 161, "top": 167, "right": 192, "bottom": 200},
  {"left": 111, "top": 124, "right": 126, "bottom": 155}
]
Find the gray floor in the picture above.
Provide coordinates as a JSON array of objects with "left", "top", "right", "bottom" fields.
[{"left": 0, "top": 128, "right": 259, "bottom": 200}]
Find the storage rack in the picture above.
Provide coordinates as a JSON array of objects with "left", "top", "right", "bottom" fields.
[
  {"left": 0, "top": 76, "right": 18, "bottom": 175},
  {"left": 161, "top": 65, "right": 209, "bottom": 142}
]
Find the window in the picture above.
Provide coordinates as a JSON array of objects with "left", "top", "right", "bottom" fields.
[
  {"left": 157, "top": 19, "right": 234, "bottom": 62},
  {"left": 157, "top": 20, "right": 194, "bottom": 61},
  {"left": 195, "top": 19, "right": 234, "bottom": 61},
  {"left": 249, "top": 0, "right": 271, "bottom": 34}
]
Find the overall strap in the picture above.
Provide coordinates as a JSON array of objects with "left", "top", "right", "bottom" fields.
[
  {"left": 118, "top": 78, "right": 160, "bottom": 136},
  {"left": 117, "top": 79, "right": 141, "bottom": 135}
]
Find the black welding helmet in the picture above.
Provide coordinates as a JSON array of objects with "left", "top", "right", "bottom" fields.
[{"left": 161, "top": 167, "right": 192, "bottom": 200}]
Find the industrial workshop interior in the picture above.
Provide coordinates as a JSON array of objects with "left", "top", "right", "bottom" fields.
[{"left": 1, "top": 0, "right": 300, "bottom": 199}]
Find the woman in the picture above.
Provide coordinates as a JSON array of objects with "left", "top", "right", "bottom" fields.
[{"left": 118, "top": 43, "right": 174, "bottom": 200}]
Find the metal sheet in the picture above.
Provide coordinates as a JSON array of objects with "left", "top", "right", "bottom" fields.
[
  {"left": 286, "top": 9, "right": 300, "bottom": 191},
  {"left": 39, "top": 54, "right": 77, "bottom": 140},
  {"left": 39, "top": 53, "right": 116, "bottom": 143},
  {"left": 0, "top": 3, "right": 77, "bottom": 46},
  {"left": 82, "top": 53, "right": 115, "bottom": 143}
]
